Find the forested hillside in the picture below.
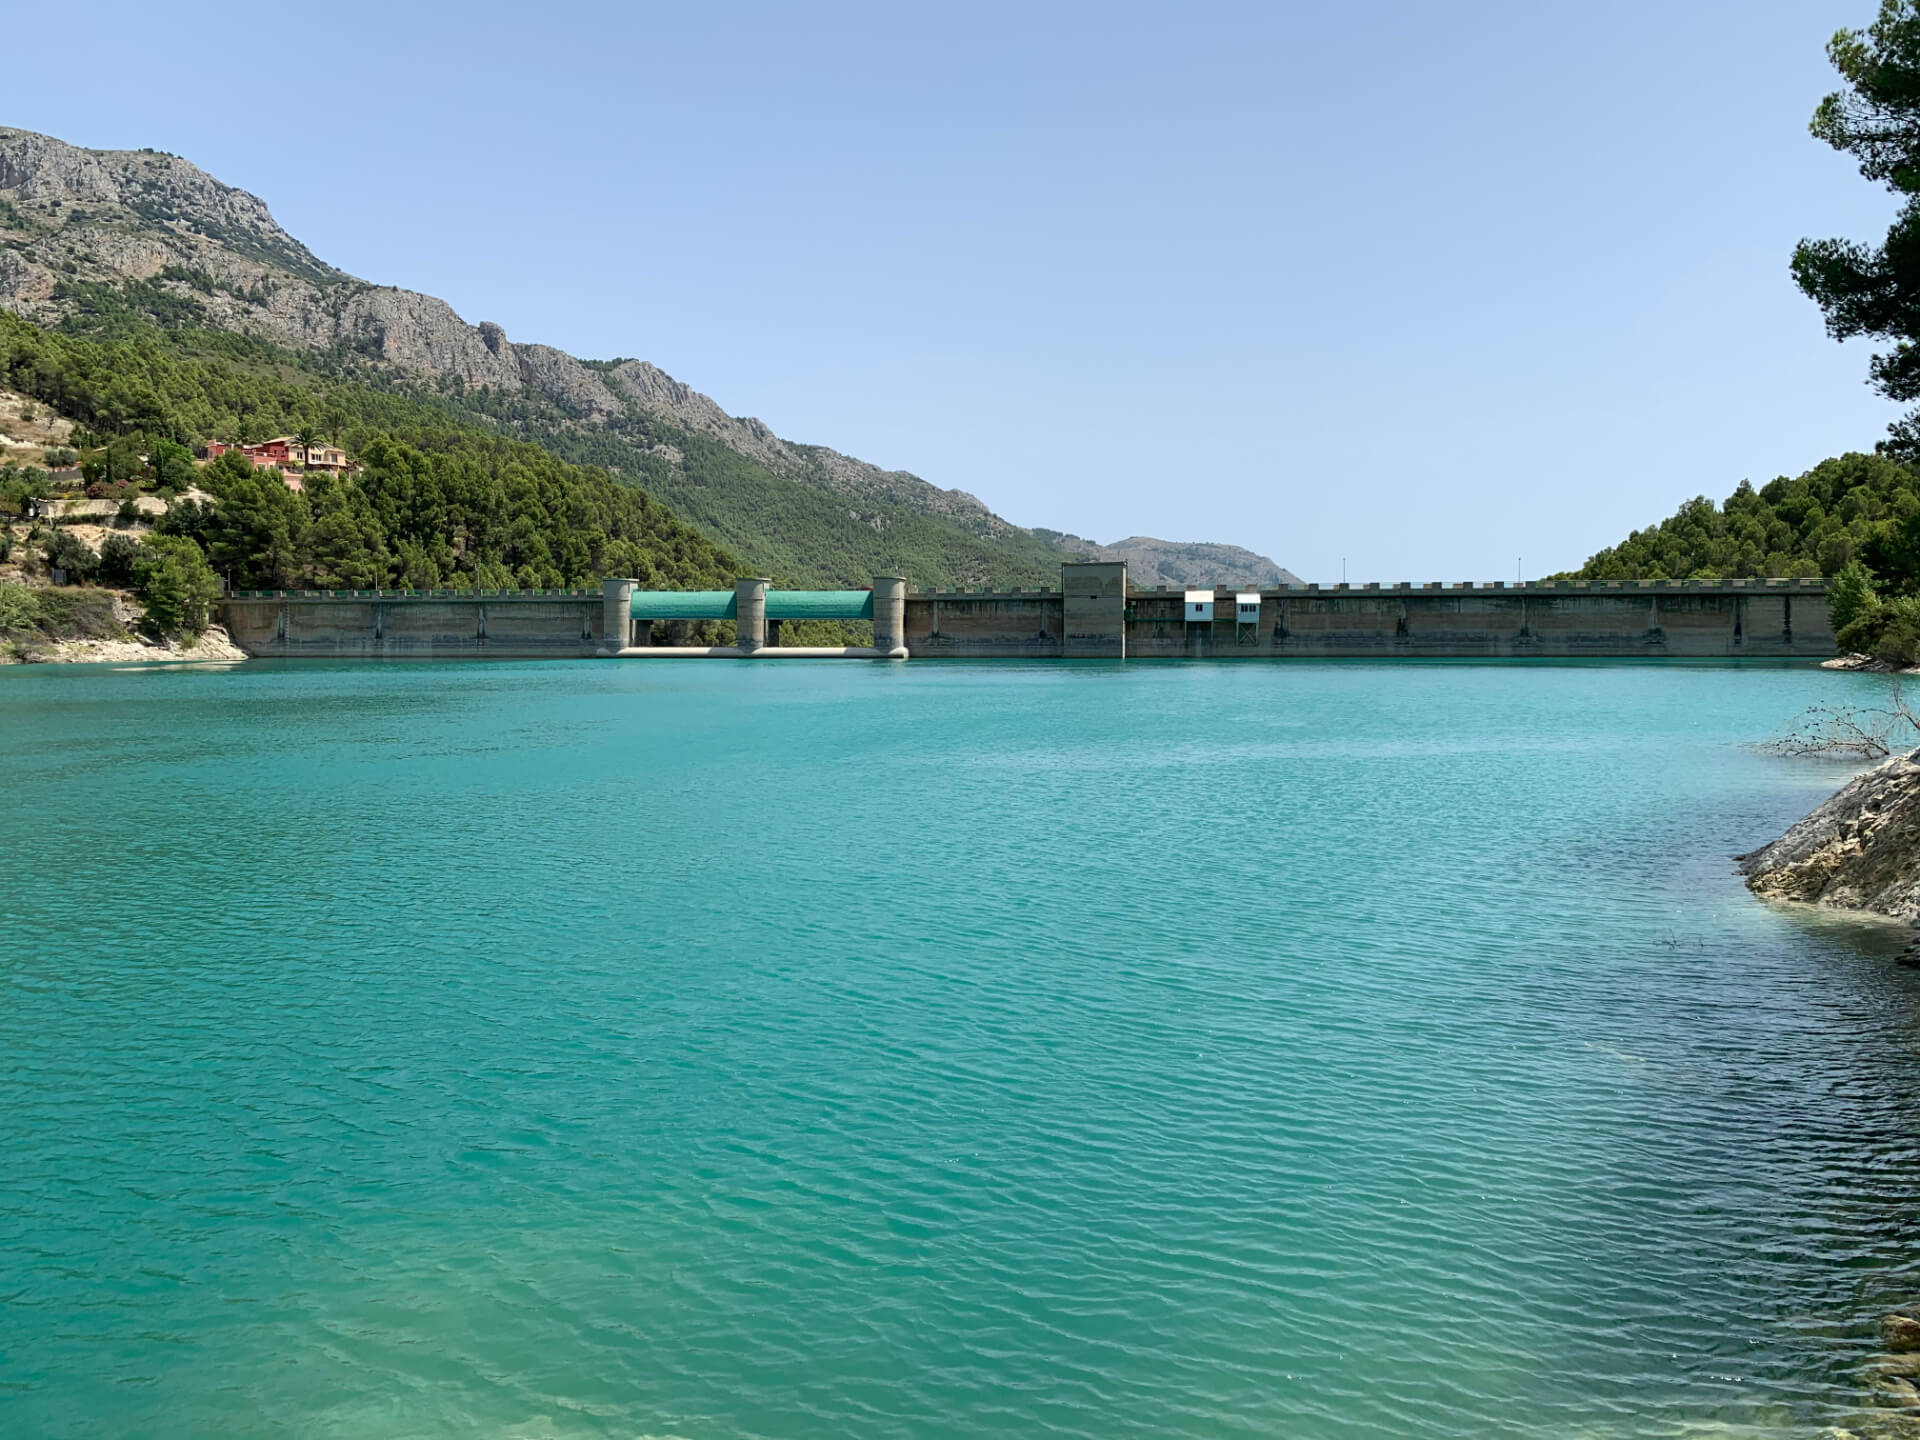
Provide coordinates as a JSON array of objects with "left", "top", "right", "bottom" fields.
[
  {"left": 409, "top": 366, "right": 1065, "bottom": 589},
  {"left": 0, "top": 312, "right": 740, "bottom": 592},
  {"left": 1565, "top": 453, "right": 1918, "bottom": 582},
  {"left": 0, "top": 127, "right": 1067, "bottom": 590},
  {"left": 1563, "top": 450, "right": 1920, "bottom": 662}
]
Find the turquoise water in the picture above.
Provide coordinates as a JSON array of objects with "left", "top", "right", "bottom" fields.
[{"left": 5, "top": 659, "right": 1920, "bottom": 1439}]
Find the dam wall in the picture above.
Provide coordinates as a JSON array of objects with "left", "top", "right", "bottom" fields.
[
  {"left": 222, "top": 589, "right": 606, "bottom": 659},
  {"left": 907, "top": 571, "right": 1834, "bottom": 659},
  {"left": 1137, "top": 581, "right": 1830, "bottom": 659},
  {"left": 221, "top": 569, "right": 1835, "bottom": 661}
]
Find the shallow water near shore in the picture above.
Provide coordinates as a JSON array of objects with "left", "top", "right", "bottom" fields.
[{"left": 4, "top": 658, "right": 1920, "bottom": 1439}]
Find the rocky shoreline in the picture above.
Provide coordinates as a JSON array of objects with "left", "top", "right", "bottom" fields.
[
  {"left": 1823, "top": 653, "right": 1920, "bottom": 675},
  {"left": 1742, "top": 758, "right": 1920, "bottom": 1435},
  {"left": 0, "top": 623, "right": 246, "bottom": 666},
  {"left": 1740, "top": 751, "right": 1920, "bottom": 922},
  {"left": 1832, "top": 1311, "right": 1920, "bottom": 1438}
]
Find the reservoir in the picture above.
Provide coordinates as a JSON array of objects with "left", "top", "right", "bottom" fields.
[{"left": 3, "top": 659, "right": 1918, "bottom": 1438}]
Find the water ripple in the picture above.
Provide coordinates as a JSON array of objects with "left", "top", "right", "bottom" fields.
[{"left": 3, "top": 659, "right": 1920, "bottom": 1438}]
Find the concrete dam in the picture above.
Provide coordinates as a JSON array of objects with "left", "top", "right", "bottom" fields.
[{"left": 219, "top": 563, "right": 1836, "bottom": 660}]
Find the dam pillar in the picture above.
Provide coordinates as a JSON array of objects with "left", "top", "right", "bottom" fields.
[
  {"left": 1062, "top": 562, "right": 1127, "bottom": 658},
  {"left": 735, "top": 577, "right": 770, "bottom": 653},
  {"left": 872, "top": 576, "right": 908, "bottom": 657},
  {"left": 601, "top": 577, "right": 634, "bottom": 656}
]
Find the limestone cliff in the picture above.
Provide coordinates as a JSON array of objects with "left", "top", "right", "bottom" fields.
[
  {"left": 0, "top": 131, "right": 524, "bottom": 385},
  {"left": 1739, "top": 753, "right": 1920, "bottom": 920},
  {"left": 0, "top": 130, "right": 1033, "bottom": 546}
]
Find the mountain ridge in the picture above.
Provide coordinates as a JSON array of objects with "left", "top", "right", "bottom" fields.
[
  {"left": 0, "top": 126, "right": 1298, "bottom": 587},
  {"left": 1032, "top": 530, "right": 1304, "bottom": 588}
]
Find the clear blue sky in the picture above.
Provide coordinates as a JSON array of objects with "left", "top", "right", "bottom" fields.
[{"left": 5, "top": 0, "right": 1902, "bottom": 580}]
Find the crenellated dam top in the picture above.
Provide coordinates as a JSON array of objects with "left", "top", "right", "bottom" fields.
[
  {"left": 219, "top": 563, "right": 1835, "bottom": 661},
  {"left": 228, "top": 576, "right": 1826, "bottom": 603}
]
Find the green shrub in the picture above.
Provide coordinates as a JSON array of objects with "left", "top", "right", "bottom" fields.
[
  {"left": 1836, "top": 610, "right": 1886, "bottom": 655},
  {"left": 1839, "top": 592, "right": 1920, "bottom": 667},
  {"left": 40, "top": 528, "right": 97, "bottom": 583},
  {"left": 1873, "top": 596, "right": 1920, "bottom": 667},
  {"left": 155, "top": 496, "right": 209, "bottom": 543},
  {"left": 98, "top": 532, "right": 139, "bottom": 586},
  {"left": 0, "top": 583, "right": 122, "bottom": 641},
  {"left": 0, "top": 581, "right": 38, "bottom": 634},
  {"left": 131, "top": 534, "right": 219, "bottom": 636},
  {"left": 37, "top": 588, "right": 119, "bottom": 639},
  {"left": 0, "top": 465, "right": 47, "bottom": 516},
  {"left": 147, "top": 439, "right": 194, "bottom": 492},
  {"left": 1828, "top": 559, "right": 1881, "bottom": 634}
]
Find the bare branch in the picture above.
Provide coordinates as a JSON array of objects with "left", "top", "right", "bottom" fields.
[{"left": 1762, "top": 677, "right": 1920, "bottom": 758}]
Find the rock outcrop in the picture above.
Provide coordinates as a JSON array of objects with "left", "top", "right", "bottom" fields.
[
  {"left": 1739, "top": 752, "right": 1920, "bottom": 920},
  {"left": 1890, "top": 1314, "right": 1920, "bottom": 1354}
]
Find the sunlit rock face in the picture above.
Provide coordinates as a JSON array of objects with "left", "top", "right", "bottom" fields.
[{"left": 1741, "top": 751, "right": 1920, "bottom": 920}]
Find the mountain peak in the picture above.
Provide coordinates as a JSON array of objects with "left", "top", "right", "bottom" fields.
[
  {"left": 0, "top": 126, "right": 1299, "bottom": 589},
  {"left": 1033, "top": 531, "right": 1303, "bottom": 588},
  {"left": 0, "top": 126, "right": 340, "bottom": 286}
]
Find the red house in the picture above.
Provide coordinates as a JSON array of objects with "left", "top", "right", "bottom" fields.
[
  {"left": 203, "top": 441, "right": 279, "bottom": 466},
  {"left": 203, "top": 438, "right": 354, "bottom": 489}
]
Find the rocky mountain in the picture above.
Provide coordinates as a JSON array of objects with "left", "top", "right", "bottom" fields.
[
  {"left": 1033, "top": 530, "right": 1304, "bottom": 588},
  {"left": 0, "top": 126, "right": 1298, "bottom": 588}
]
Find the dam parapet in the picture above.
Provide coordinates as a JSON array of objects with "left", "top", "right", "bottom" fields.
[
  {"left": 221, "top": 566, "right": 1835, "bottom": 660},
  {"left": 908, "top": 567, "right": 1833, "bottom": 659}
]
